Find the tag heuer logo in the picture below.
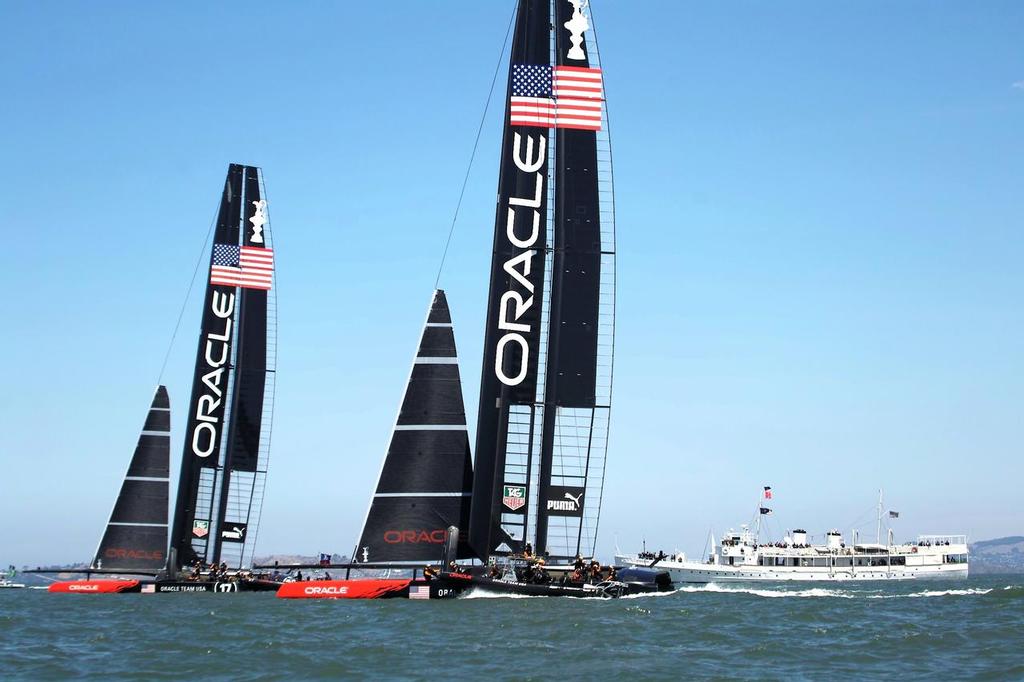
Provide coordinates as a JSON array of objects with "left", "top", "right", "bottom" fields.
[
  {"left": 192, "top": 520, "right": 210, "bottom": 538},
  {"left": 502, "top": 485, "right": 526, "bottom": 511}
]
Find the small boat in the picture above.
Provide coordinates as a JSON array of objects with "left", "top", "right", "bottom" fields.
[
  {"left": 467, "top": 558, "right": 671, "bottom": 598},
  {"left": 617, "top": 490, "right": 970, "bottom": 582},
  {"left": 276, "top": 290, "right": 478, "bottom": 600},
  {"left": 464, "top": 0, "right": 633, "bottom": 598}
]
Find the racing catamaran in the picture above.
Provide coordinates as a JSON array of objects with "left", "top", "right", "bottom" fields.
[{"left": 279, "top": 0, "right": 672, "bottom": 600}]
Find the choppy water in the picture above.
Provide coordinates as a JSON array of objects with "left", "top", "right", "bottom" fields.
[{"left": 2, "top": 575, "right": 1022, "bottom": 679}]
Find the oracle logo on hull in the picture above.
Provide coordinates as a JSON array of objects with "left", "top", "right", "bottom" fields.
[
  {"left": 104, "top": 548, "right": 164, "bottom": 561},
  {"left": 305, "top": 585, "right": 349, "bottom": 595},
  {"left": 191, "top": 290, "right": 235, "bottom": 458},
  {"left": 494, "top": 132, "right": 547, "bottom": 387},
  {"left": 383, "top": 529, "right": 448, "bottom": 544},
  {"left": 68, "top": 584, "right": 99, "bottom": 591}
]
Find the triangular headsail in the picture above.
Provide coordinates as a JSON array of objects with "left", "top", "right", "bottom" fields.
[
  {"left": 469, "top": 0, "right": 614, "bottom": 562},
  {"left": 91, "top": 385, "right": 170, "bottom": 572},
  {"left": 355, "top": 290, "right": 475, "bottom": 563}
]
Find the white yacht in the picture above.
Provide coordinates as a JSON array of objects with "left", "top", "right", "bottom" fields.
[{"left": 617, "top": 494, "right": 969, "bottom": 582}]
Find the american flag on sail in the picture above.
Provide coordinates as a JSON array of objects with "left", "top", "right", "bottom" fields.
[
  {"left": 409, "top": 585, "right": 431, "bottom": 600},
  {"left": 510, "top": 64, "right": 603, "bottom": 131},
  {"left": 210, "top": 244, "right": 274, "bottom": 290}
]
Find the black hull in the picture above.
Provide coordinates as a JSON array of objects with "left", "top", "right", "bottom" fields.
[{"left": 153, "top": 579, "right": 279, "bottom": 593}]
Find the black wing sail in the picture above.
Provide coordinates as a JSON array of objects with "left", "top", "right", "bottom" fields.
[
  {"left": 92, "top": 386, "right": 170, "bottom": 572},
  {"left": 169, "top": 164, "right": 276, "bottom": 571},
  {"left": 470, "top": 0, "right": 614, "bottom": 561},
  {"left": 356, "top": 290, "right": 474, "bottom": 563},
  {"left": 534, "top": 0, "right": 612, "bottom": 559},
  {"left": 469, "top": 0, "right": 553, "bottom": 560}
]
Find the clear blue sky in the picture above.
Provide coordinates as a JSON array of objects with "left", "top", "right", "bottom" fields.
[{"left": 1, "top": 1, "right": 1021, "bottom": 566}]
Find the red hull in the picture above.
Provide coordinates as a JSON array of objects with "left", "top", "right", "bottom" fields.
[
  {"left": 277, "top": 579, "right": 412, "bottom": 599},
  {"left": 48, "top": 579, "right": 142, "bottom": 594}
]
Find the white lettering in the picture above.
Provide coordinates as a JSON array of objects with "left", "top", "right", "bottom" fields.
[
  {"left": 192, "top": 422, "right": 217, "bottom": 458},
  {"left": 498, "top": 292, "right": 532, "bottom": 333},
  {"left": 493, "top": 132, "right": 548, "bottom": 387}
]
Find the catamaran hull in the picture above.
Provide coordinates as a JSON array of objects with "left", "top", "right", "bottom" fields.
[
  {"left": 48, "top": 579, "right": 280, "bottom": 594},
  {"left": 465, "top": 576, "right": 672, "bottom": 599},
  {"left": 48, "top": 579, "right": 142, "bottom": 594},
  {"left": 277, "top": 576, "right": 473, "bottom": 600},
  {"left": 152, "top": 579, "right": 280, "bottom": 593}
]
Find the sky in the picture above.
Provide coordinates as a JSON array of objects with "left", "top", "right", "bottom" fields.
[{"left": 1, "top": 1, "right": 1021, "bottom": 567}]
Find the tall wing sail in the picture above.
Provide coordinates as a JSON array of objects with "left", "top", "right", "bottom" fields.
[
  {"left": 356, "top": 290, "right": 474, "bottom": 563},
  {"left": 468, "top": 0, "right": 553, "bottom": 560},
  {"left": 170, "top": 164, "right": 276, "bottom": 570},
  {"left": 535, "top": 0, "right": 614, "bottom": 560},
  {"left": 92, "top": 386, "right": 170, "bottom": 571},
  {"left": 470, "top": 0, "right": 614, "bottom": 561}
]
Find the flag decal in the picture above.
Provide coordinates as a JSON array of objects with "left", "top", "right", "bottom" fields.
[
  {"left": 210, "top": 244, "right": 274, "bottom": 290},
  {"left": 510, "top": 64, "right": 603, "bottom": 131}
]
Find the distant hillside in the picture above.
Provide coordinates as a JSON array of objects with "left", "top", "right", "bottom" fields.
[
  {"left": 253, "top": 554, "right": 349, "bottom": 567},
  {"left": 968, "top": 536, "right": 1024, "bottom": 574}
]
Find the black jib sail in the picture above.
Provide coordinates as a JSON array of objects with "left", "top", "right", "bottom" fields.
[
  {"left": 355, "top": 290, "right": 474, "bottom": 564},
  {"left": 169, "top": 164, "right": 277, "bottom": 571},
  {"left": 469, "top": 0, "right": 614, "bottom": 561},
  {"left": 91, "top": 386, "right": 171, "bottom": 572}
]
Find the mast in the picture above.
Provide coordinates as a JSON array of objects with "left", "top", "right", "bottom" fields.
[
  {"left": 211, "top": 166, "right": 274, "bottom": 567},
  {"left": 468, "top": 0, "right": 554, "bottom": 559},
  {"left": 169, "top": 164, "right": 275, "bottom": 571},
  {"left": 876, "top": 488, "right": 883, "bottom": 545},
  {"left": 534, "top": 0, "right": 607, "bottom": 560}
]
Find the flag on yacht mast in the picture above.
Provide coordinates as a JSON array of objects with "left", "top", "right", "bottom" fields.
[{"left": 764, "top": 486, "right": 773, "bottom": 499}]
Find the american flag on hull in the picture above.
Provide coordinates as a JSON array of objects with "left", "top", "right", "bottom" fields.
[
  {"left": 510, "top": 64, "right": 603, "bottom": 131},
  {"left": 209, "top": 244, "right": 274, "bottom": 290},
  {"left": 409, "top": 585, "right": 431, "bottom": 600}
]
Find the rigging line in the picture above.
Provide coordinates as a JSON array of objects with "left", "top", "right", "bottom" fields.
[
  {"left": 432, "top": 0, "right": 517, "bottom": 290},
  {"left": 157, "top": 200, "right": 220, "bottom": 385}
]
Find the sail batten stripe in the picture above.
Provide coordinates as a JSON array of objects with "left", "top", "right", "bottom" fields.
[
  {"left": 140, "top": 430, "right": 170, "bottom": 437},
  {"left": 125, "top": 476, "right": 170, "bottom": 482},
  {"left": 393, "top": 425, "right": 467, "bottom": 431},
  {"left": 414, "top": 357, "right": 459, "bottom": 364},
  {"left": 374, "top": 492, "right": 473, "bottom": 498},
  {"left": 150, "top": 407, "right": 171, "bottom": 412},
  {"left": 109, "top": 522, "right": 169, "bottom": 527},
  {"left": 425, "top": 323, "right": 453, "bottom": 328}
]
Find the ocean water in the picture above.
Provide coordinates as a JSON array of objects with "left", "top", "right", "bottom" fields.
[{"left": 2, "top": 575, "right": 1022, "bottom": 680}]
